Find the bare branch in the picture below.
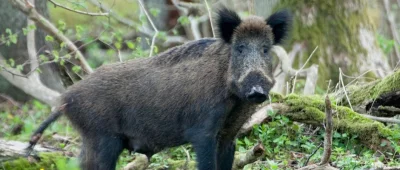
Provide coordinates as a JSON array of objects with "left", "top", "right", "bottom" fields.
[
  {"left": 303, "top": 65, "right": 318, "bottom": 95},
  {"left": 0, "top": 54, "right": 60, "bottom": 106},
  {"left": 138, "top": 0, "right": 158, "bottom": 57},
  {"left": 27, "top": 21, "right": 37, "bottom": 71},
  {"left": 272, "top": 46, "right": 312, "bottom": 76},
  {"left": 339, "top": 68, "right": 353, "bottom": 111},
  {"left": 172, "top": 0, "right": 210, "bottom": 40},
  {"left": 178, "top": 1, "right": 207, "bottom": 9},
  {"left": 87, "top": 0, "right": 139, "bottom": 27},
  {"left": 272, "top": 45, "right": 319, "bottom": 94},
  {"left": 0, "top": 94, "right": 21, "bottom": 107},
  {"left": 361, "top": 114, "right": 400, "bottom": 124},
  {"left": 48, "top": 0, "right": 109, "bottom": 16},
  {"left": 303, "top": 143, "right": 322, "bottom": 167},
  {"left": 26, "top": 0, "right": 40, "bottom": 81},
  {"left": 319, "top": 95, "right": 333, "bottom": 165},
  {"left": 291, "top": 46, "right": 318, "bottom": 93},
  {"left": 204, "top": 0, "right": 215, "bottom": 38},
  {"left": 88, "top": 0, "right": 187, "bottom": 46},
  {"left": 172, "top": 0, "right": 189, "bottom": 15},
  {"left": 8, "top": 0, "right": 93, "bottom": 73}
]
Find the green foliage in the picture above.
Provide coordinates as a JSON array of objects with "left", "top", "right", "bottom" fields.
[
  {"left": 22, "top": 24, "right": 36, "bottom": 35},
  {"left": 177, "top": 16, "right": 190, "bottom": 25},
  {"left": 45, "top": 35, "right": 55, "bottom": 42},
  {"left": 234, "top": 104, "right": 400, "bottom": 169},
  {"left": 377, "top": 34, "right": 396, "bottom": 55},
  {"left": 150, "top": 8, "right": 161, "bottom": 17},
  {"left": 0, "top": 28, "right": 18, "bottom": 46},
  {"left": 0, "top": 100, "right": 77, "bottom": 142}
]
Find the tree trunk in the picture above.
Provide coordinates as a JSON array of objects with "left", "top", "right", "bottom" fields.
[
  {"left": 0, "top": 0, "right": 65, "bottom": 101},
  {"left": 270, "top": 0, "right": 392, "bottom": 93}
]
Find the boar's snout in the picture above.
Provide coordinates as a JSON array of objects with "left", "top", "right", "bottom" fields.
[
  {"left": 239, "top": 71, "right": 274, "bottom": 104},
  {"left": 245, "top": 85, "right": 267, "bottom": 103}
]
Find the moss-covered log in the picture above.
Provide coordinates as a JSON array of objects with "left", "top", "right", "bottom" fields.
[{"left": 282, "top": 94, "right": 396, "bottom": 149}]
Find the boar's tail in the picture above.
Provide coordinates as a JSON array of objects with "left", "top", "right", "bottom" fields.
[{"left": 25, "top": 103, "right": 67, "bottom": 156}]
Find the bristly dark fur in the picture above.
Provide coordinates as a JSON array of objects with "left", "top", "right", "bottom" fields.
[
  {"left": 216, "top": 7, "right": 241, "bottom": 43},
  {"left": 266, "top": 10, "right": 292, "bottom": 44}
]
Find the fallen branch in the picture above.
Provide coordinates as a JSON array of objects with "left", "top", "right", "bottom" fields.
[
  {"left": 298, "top": 95, "right": 337, "bottom": 170},
  {"left": 360, "top": 114, "right": 400, "bottom": 124},
  {"left": 233, "top": 142, "right": 265, "bottom": 170},
  {"left": 123, "top": 154, "right": 149, "bottom": 170},
  {"left": 0, "top": 139, "right": 59, "bottom": 159}
]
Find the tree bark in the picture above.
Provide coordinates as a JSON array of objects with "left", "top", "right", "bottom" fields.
[{"left": 270, "top": 0, "right": 392, "bottom": 93}]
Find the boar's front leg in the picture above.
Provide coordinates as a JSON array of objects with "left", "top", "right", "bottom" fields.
[
  {"left": 192, "top": 135, "right": 218, "bottom": 170},
  {"left": 185, "top": 106, "right": 227, "bottom": 170},
  {"left": 217, "top": 139, "right": 236, "bottom": 170}
]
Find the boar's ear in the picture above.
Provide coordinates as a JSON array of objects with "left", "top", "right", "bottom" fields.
[
  {"left": 216, "top": 7, "right": 241, "bottom": 43},
  {"left": 266, "top": 10, "right": 292, "bottom": 45}
]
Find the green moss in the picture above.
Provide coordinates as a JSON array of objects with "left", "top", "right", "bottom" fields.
[
  {"left": 269, "top": 92, "right": 285, "bottom": 103},
  {"left": 333, "top": 106, "right": 394, "bottom": 145},
  {"left": 1, "top": 153, "right": 78, "bottom": 170},
  {"left": 282, "top": 94, "right": 396, "bottom": 147},
  {"left": 343, "top": 70, "right": 400, "bottom": 106},
  {"left": 273, "top": 1, "right": 380, "bottom": 86}
]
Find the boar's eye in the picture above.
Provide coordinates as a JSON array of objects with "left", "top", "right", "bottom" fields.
[
  {"left": 263, "top": 47, "right": 269, "bottom": 54},
  {"left": 236, "top": 45, "right": 245, "bottom": 54}
]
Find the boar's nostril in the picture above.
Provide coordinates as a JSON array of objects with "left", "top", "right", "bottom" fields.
[{"left": 246, "top": 85, "right": 267, "bottom": 103}]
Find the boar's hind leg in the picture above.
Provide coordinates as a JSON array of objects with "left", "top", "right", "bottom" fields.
[
  {"left": 217, "top": 140, "right": 236, "bottom": 170},
  {"left": 79, "top": 135, "right": 124, "bottom": 170}
]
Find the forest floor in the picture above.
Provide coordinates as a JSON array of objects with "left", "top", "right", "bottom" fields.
[{"left": 1, "top": 97, "right": 400, "bottom": 170}]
